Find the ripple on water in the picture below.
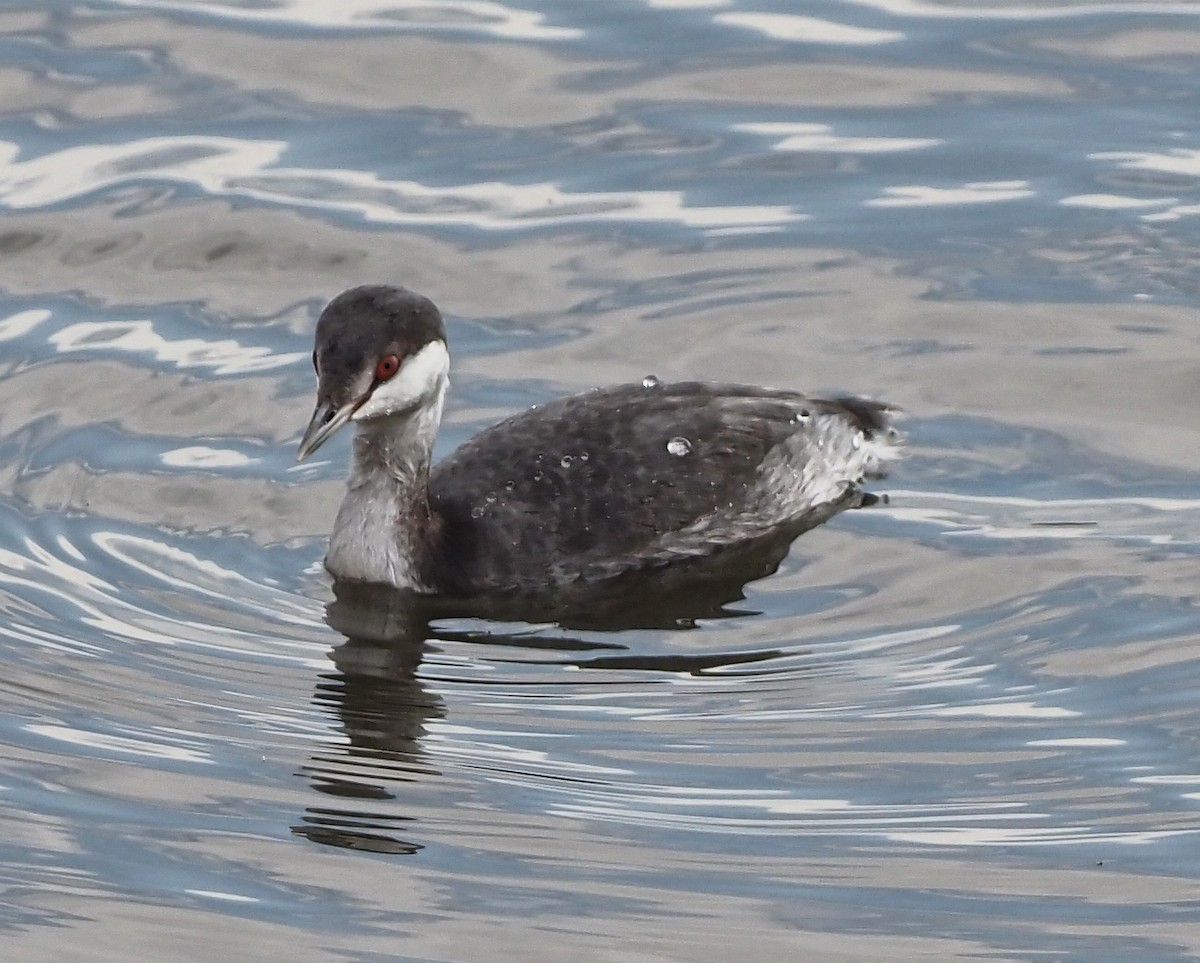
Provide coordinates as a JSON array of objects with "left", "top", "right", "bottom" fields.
[
  {"left": 0, "top": 135, "right": 797, "bottom": 234},
  {"left": 289, "top": 536, "right": 1200, "bottom": 861}
]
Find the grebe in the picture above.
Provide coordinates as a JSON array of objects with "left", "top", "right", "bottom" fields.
[{"left": 297, "top": 285, "right": 901, "bottom": 595}]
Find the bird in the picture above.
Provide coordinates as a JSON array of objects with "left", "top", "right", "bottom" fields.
[{"left": 297, "top": 284, "right": 901, "bottom": 600}]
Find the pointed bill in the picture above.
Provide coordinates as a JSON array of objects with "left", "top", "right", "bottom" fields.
[{"left": 296, "top": 400, "right": 356, "bottom": 461}]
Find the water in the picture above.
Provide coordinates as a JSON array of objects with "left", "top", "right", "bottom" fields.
[{"left": 2, "top": 1, "right": 1200, "bottom": 960}]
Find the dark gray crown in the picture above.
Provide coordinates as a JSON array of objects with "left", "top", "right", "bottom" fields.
[{"left": 313, "top": 285, "right": 446, "bottom": 404}]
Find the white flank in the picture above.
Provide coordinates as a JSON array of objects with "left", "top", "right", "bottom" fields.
[{"left": 756, "top": 408, "right": 901, "bottom": 520}]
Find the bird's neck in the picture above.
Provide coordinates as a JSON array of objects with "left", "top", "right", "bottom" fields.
[
  {"left": 325, "top": 391, "right": 445, "bottom": 589},
  {"left": 351, "top": 402, "right": 439, "bottom": 497}
]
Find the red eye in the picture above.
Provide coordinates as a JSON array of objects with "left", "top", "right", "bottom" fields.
[{"left": 375, "top": 354, "right": 400, "bottom": 380}]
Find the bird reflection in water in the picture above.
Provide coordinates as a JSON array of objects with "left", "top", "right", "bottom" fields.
[
  {"left": 292, "top": 560, "right": 798, "bottom": 854},
  {"left": 292, "top": 585, "right": 441, "bottom": 855}
]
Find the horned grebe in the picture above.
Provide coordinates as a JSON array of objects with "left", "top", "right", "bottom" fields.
[{"left": 297, "top": 285, "right": 901, "bottom": 595}]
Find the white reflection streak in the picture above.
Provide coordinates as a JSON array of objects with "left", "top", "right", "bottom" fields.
[
  {"left": 735, "top": 122, "right": 940, "bottom": 154},
  {"left": 233, "top": 167, "right": 796, "bottom": 230},
  {"left": 0, "top": 136, "right": 797, "bottom": 231},
  {"left": 831, "top": 622, "right": 959, "bottom": 655},
  {"left": 926, "top": 702, "right": 1079, "bottom": 720},
  {"left": 435, "top": 747, "right": 631, "bottom": 778},
  {"left": 505, "top": 773, "right": 1038, "bottom": 824},
  {"left": 1094, "top": 148, "right": 1200, "bottom": 177},
  {"left": 886, "top": 489, "right": 1200, "bottom": 545},
  {"left": 185, "top": 890, "right": 259, "bottom": 903},
  {"left": 227, "top": 706, "right": 336, "bottom": 743},
  {"left": 539, "top": 784, "right": 1197, "bottom": 845},
  {"left": 716, "top": 12, "right": 903, "bottom": 44},
  {"left": 1133, "top": 774, "right": 1200, "bottom": 785},
  {"left": 839, "top": 0, "right": 1200, "bottom": 20},
  {"left": 161, "top": 447, "right": 253, "bottom": 468},
  {"left": 1059, "top": 193, "right": 1175, "bottom": 210},
  {"left": 886, "top": 827, "right": 1190, "bottom": 846},
  {"left": 1091, "top": 149, "right": 1200, "bottom": 222},
  {"left": 0, "top": 137, "right": 285, "bottom": 208},
  {"left": 26, "top": 723, "right": 213, "bottom": 763},
  {"left": 428, "top": 726, "right": 631, "bottom": 776},
  {"left": 1139, "top": 205, "right": 1200, "bottom": 223},
  {"left": 558, "top": 791, "right": 1024, "bottom": 815},
  {"left": 49, "top": 318, "right": 306, "bottom": 375},
  {"left": 0, "top": 309, "right": 51, "bottom": 342},
  {"left": 102, "top": 0, "right": 581, "bottom": 40},
  {"left": 645, "top": 0, "right": 730, "bottom": 7},
  {"left": 541, "top": 795, "right": 1050, "bottom": 837},
  {"left": 867, "top": 180, "right": 1034, "bottom": 207}
]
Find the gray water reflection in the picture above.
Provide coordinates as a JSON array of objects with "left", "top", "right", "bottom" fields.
[{"left": 1, "top": 0, "right": 1200, "bottom": 960}]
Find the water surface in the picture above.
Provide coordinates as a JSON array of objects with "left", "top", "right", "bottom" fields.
[{"left": 2, "top": 2, "right": 1200, "bottom": 960}]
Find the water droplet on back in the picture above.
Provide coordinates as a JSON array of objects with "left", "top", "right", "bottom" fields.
[
  {"left": 560, "top": 455, "right": 573, "bottom": 468},
  {"left": 642, "top": 375, "right": 660, "bottom": 388},
  {"left": 470, "top": 505, "right": 485, "bottom": 519},
  {"left": 504, "top": 480, "right": 516, "bottom": 491},
  {"left": 666, "top": 436, "right": 692, "bottom": 457}
]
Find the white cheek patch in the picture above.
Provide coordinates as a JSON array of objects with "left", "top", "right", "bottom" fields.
[{"left": 353, "top": 339, "right": 449, "bottom": 421}]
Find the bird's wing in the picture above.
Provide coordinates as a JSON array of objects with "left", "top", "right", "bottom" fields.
[{"left": 429, "top": 382, "right": 895, "bottom": 591}]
